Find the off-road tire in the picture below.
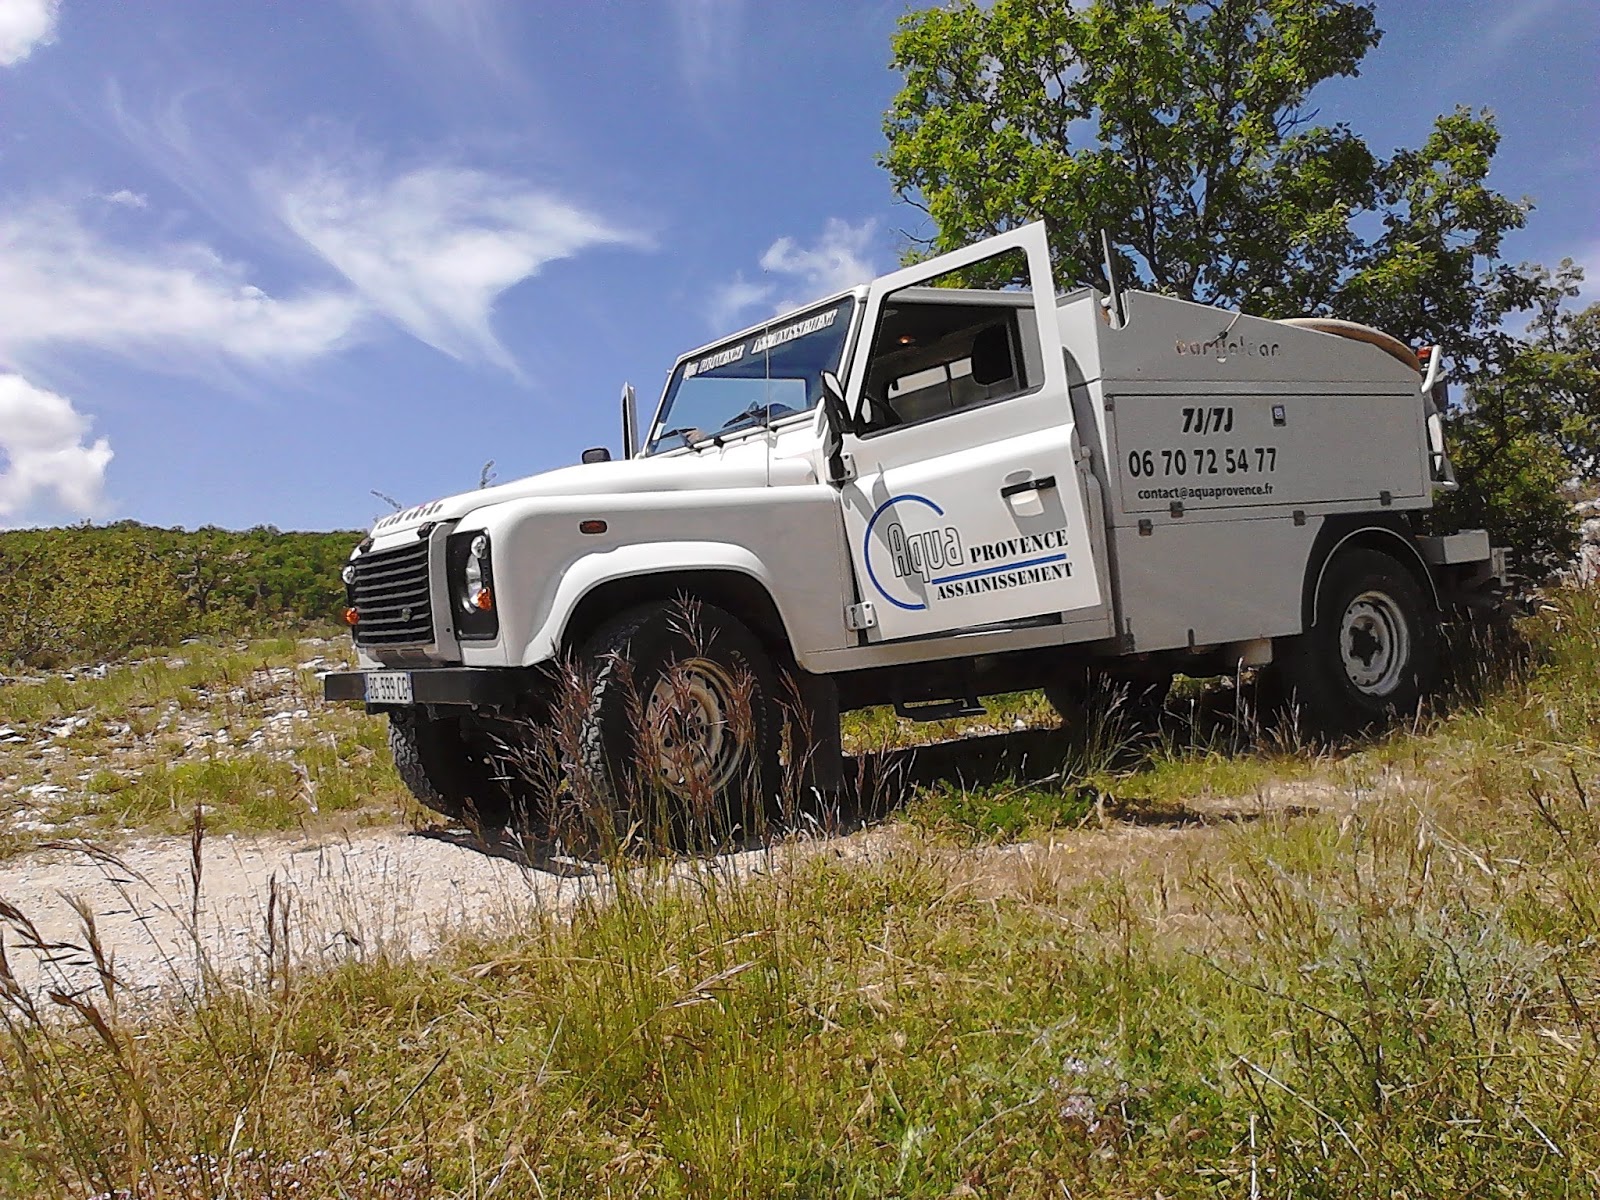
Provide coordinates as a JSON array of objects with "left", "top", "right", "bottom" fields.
[
  {"left": 1278, "top": 547, "right": 1436, "bottom": 737},
  {"left": 575, "top": 602, "right": 782, "bottom": 850},
  {"left": 388, "top": 709, "right": 509, "bottom": 827}
]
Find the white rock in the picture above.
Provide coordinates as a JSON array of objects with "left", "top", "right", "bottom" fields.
[{"left": 48, "top": 716, "right": 90, "bottom": 739}]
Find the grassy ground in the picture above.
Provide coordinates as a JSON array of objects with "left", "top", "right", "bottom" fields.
[
  {"left": 890, "top": 680, "right": 1316, "bottom": 843},
  {"left": 1, "top": 590, "right": 1597, "bottom": 1196},
  {"left": 0, "top": 629, "right": 1261, "bottom": 855},
  {"left": 0, "top": 630, "right": 412, "bottom": 856}
]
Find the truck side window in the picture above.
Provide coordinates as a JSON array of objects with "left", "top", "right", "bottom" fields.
[{"left": 858, "top": 304, "right": 1028, "bottom": 434}]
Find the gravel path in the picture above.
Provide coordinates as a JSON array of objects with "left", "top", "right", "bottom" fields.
[
  {"left": 0, "top": 772, "right": 1348, "bottom": 1011},
  {"left": 0, "top": 824, "right": 792, "bottom": 1007}
]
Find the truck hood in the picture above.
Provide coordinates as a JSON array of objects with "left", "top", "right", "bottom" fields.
[{"left": 370, "top": 452, "right": 815, "bottom": 536}]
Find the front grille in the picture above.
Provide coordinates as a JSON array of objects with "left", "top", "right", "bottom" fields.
[{"left": 350, "top": 541, "right": 435, "bottom": 647}]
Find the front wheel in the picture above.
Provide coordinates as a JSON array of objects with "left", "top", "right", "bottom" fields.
[
  {"left": 388, "top": 709, "right": 509, "bottom": 827},
  {"left": 575, "top": 601, "right": 782, "bottom": 849},
  {"left": 1278, "top": 547, "right": 1436, "bottom": 737}
]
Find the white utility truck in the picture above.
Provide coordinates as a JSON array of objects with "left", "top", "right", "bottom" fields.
[{"left": 324, "top": 223, "right": 1498, "bottom": 828}]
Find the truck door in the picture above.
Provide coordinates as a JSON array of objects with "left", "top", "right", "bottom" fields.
[{"left": 838, "top": 222, "right": 1103, "bottom": 643}]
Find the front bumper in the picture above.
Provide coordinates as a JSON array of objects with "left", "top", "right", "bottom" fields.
[{"left": 323, "top": 667, "right": 534, "bottom": 709}]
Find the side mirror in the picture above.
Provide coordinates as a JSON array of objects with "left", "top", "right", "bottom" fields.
[
  {"left": 819, "top": 370, "right": 851, "bottom": 488},
  {"left": 620, "top": 382, "right": 638, "bottom": 459},
  {"left": 581, "top": 446, "right": 612, "bottom": 464}
]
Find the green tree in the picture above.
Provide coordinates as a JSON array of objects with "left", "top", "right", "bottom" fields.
[
  {"left": 1516, "top": 287, "right": 1600, "bottom": 475},
  {"left": 883, "top": 0, "right": 1587, "bottom": 573},
  {"left": 1433, "top": 292, "right": 1600, "bottom": 577},
  {"left": 0, "top": 524, "right": 363, "bottom": 670},
  {"left": 0, "top": 530, "right": 188, "bottom": 669}
]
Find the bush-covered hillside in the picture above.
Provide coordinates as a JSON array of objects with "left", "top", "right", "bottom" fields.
[{"left": 0, "top": 523, "right": 361, "bottom": 670}]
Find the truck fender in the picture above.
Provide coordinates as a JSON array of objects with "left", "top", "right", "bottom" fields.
[
  {"left": 519, "top": 541, "right": 794, "bottom": 666},
  {"left": 1304, "top": 520, "right": 1440, "bottom": 628}
]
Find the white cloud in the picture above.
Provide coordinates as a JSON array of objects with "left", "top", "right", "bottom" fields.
[
  {"left": 708, "top": 217, "right": 879, "bottom": 328},
  {"left": 670, "top": 0, "right": 742, "bottom": 100},
  {"left": 1478, "top": 0, "right": 1566, "bottom": 59},
  {"left": 344, "top": 0, "right": 522, "bottom": 91},
  {"left": 0, "top": 202, "right": 367, "bottom": 372},
  {"left": 761, "top": 218, "right": 879, "bottom": 304},
  {"left": 274, "top": 162, "right": 641, "bottom": 370},
  {"left": 373, "top": 0, "right": 501, "bottom": 48},
  {"left": 706, "top": 276, "right": 771, "bottom": 332},
  {"left": 1439, "top": 0, "right": 1570, "bottom": 80},
  {"left": 100, "top": 189, "right": 149, "bottom": 209},
  {"left": 0, "top": 0, "right": 58, "bottom": 67},
  {"left": 0, "top": 373, "right": 112, "bottom": 523}
]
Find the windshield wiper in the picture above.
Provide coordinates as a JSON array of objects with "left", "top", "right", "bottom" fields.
[
  {"left": 719, "top": 399, "right": 800, "bottom": 437},
  {"left": 657, "top": 425, "right": 710, "bottom": 450},
  {"left": 716, "top": 402, "right": 774, "bottom": 436}
]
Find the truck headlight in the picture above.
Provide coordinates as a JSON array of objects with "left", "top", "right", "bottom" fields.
[
  {"left": 462, "top": 534, "right": 492, "bottom": 613},
  {"left": 447, "top": 531, "right": 500, "bottom": 640}
]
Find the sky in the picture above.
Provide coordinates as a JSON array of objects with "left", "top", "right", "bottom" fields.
[{"left": 0, "top": 0, "right": 1595, "bottom": 533}]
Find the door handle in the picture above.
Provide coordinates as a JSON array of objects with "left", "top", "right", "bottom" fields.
[{"left": 999, "top": 475, "right": 1057, "bottom": 499}]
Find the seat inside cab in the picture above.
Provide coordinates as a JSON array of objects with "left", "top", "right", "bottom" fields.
[{"left": 858, "top": 296, "right": 1031, "bottom": 433}]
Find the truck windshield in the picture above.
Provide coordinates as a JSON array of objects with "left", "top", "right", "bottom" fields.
[{"left": 647, "top": 297, "right": 856, "bottom": 454}]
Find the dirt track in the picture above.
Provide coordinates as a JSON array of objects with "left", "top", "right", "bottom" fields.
[
  {"left": 0, "top": 771, "right": 1347, "bottom": 1009},
  {"left": 0, "top": 825, "right": 657, "bottom": 1005}
]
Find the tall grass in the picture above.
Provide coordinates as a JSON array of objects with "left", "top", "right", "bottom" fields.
[
  {"left": 4, "top": 775, "right": 1596, "bottom": 1195},
  {"left": 0, "top": 591, "right": 1596, "bottom": 1196}
]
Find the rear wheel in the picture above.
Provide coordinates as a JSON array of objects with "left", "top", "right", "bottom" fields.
[
  {"left": 1279, "top": 547, "right": 1436, "bottom": 736},
  {"left": 388, "top": 709, "right": 509, "bottom": 827},
  {"left": 575, "top": 602, "right": 782, "bottom": 849}
]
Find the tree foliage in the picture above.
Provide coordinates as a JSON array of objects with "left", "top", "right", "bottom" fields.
[
  {"left": 0, "top": 523, "right": 361, "bottom": 670},
  {"left": 883, "top": 0, "right": 1589, "bottom": 574}
]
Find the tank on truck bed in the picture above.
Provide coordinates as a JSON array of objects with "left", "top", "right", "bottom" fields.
[
  {"left": 1059, "top": 286, "right": 1468, "bottom": 657},
  {"left": 323, "top": 221, "right": 1498, "bottom": 844}
]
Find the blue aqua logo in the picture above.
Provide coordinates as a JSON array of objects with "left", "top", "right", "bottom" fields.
[
  {"left": 862, "top": 494, "right": 965, "bottom": 612},
  {"left": 863, "top": 493, "right": 1073, "bottom": 611}
]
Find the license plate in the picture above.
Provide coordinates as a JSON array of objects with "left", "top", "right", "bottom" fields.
[{"left": 364, "top": 671, "right": 413, "bottom": 704}]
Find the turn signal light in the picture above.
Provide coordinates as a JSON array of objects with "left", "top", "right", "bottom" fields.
[
  {"left": 343, "top": 607, "right": 360, "bottom": 626},
  {"left": 474, "top": 588, "right": 494, "bottom": 612}
]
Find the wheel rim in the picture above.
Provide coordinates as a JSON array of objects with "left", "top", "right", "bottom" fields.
[
  {"left": 643, "top": 658, "right": 747, "bottom": 794},
  {"left": 1339, "top": 589, "right": 1411, "bottom": 696}
]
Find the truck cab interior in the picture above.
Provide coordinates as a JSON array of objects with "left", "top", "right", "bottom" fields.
[{"left": 857, "top": 297, "right": 1031, "bottom": 434}]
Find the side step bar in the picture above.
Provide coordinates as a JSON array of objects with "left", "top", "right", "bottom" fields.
[{"left": 894, "top": 697, "right": 986, "bottom": 722}]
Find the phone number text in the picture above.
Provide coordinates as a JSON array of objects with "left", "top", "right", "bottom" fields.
[{"left": 1125, "top": 446, "right": 1278, "bottom": 478}]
